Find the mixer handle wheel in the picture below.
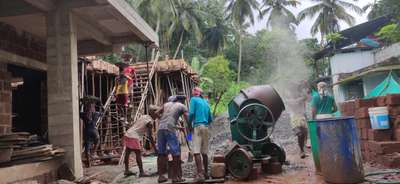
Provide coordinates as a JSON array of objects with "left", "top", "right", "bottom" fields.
[{"left": 235, "top": 103, "right": 276, "bottom": 143}]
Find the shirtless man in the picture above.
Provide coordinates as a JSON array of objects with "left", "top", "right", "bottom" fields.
[{"left": 285, "top": 81, "right": 310, "bottom": 158}]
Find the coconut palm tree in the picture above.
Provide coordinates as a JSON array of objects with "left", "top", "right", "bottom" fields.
[
  {"left": 225, "top": 0, "right": 260, "bottom": 83},
  {"left": 202, "top": 18, "right": 232, "bottom": 55},
  {"left": 261, "top": 0, "right": 300, "bottom": 31},
  {"left": 134, "top": 0, "right": 176, "bottom": 59},
  {"left": 168, "top": 0, "right": 204, "bottom": 59},
  {"left": 297, "top": 0, "right": 363, "bottom": 44}
]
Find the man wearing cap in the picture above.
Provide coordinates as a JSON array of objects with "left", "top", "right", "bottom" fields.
[
  {"left": 311, "top": 82, "right": 337, "bottom": 119},
  {"left": 157, "top": 95, "right": 188, "bottom": 183},
  {"left": 189, "top": 87, "right": 213, "bottom": 182},
  {"left": 123, "top": 106, "right": 159, "bottom": 177}
]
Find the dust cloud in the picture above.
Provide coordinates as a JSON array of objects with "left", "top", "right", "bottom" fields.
[{"left": 264, "top": 28, "right": 311, "bottom": 97}]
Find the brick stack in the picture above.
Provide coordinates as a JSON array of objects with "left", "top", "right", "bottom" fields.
[
  {"left": 0, "top": 64, "right": 12, "bottom": 135},
  {"left": 340, "top": 95, "right": 400, "bottom": 168}
]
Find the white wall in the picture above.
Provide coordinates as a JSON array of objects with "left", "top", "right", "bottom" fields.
[{"left": 330, "top": 50, "right": 375, "bottom": 75}]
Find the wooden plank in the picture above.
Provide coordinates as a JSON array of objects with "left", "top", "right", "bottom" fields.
[{"left": 12, "top": 145, "right": 53, "bottom": 156}]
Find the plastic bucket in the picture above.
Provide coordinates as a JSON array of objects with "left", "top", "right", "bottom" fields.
[
  {"left": 317, "top": 117, "right": 364, "bottom": 183},
  {"left": 307, "top": 120, "right": 321, "bottom": 172},
  {"left": 368, "top": 107, "right": 390, "bottom": 129}
]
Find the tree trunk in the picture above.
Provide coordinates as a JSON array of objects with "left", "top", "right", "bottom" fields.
[
  {"left": 151, "top": 15, "right": 160, "bottom": 61},
  {"left": 173, "top": 31, "right": 184, "bottom": 59},
  {"left": 320, "top": 32, "right": 325, "bottom": 48},
  {"left": 213, "top": 91, "right": 225, "bottom": 116},
  {"left": 237, "top": 32, "right": 242, "bottom": 83}
]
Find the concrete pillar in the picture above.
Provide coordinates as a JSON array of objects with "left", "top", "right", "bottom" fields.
[{"left": 46, "top": 4, "right": 82, "bottom": 178}]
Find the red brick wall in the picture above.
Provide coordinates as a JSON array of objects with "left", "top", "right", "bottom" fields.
[{"left": 0, "top": 63, "right": 12, "bottom": 135}]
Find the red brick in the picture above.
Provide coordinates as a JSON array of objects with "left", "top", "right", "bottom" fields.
[
  {"left": 210, "top": 163, "right": 225, "bottom": 178},
  {"left": 341, "top": 101, "right": 356, "bottom": 116},
  {"left": 355, "top": 107, "right": 370, "bottom": 119},
  {"left": 394, "top": 129, "right": 400, "bottom": 141},
  {"left": 213, "top": 155, "right": 225, "bottom": 163},
  {"left": 3, "top": 81, "right": 10, "bottom": 91},
  {"left": 388, "top": 105, "right": 400, "bottom": 116},
  {"left": 3, "top": 103, "right": 11, "bottom": 113},
  {"left": 368, "top": 129, "right": 392, "bottom": 141},
  {"left": 0, "top": 72, "right": 11, "bottom": 79},
  {"left": 377, "top": 96, "right": 387, "bottom": 106},
  {"left": 361, "top": 128, "right": 369, "bottom": 140},
  {"left": 380, "top": 153, "right": 400, "bottom": 168},
  {"left": 0, "top": 114, "right": 11, "bottom": 125},
  {"left": 387, "top": 94, "right": 400, "bottom": 105},
  {"left": 368, "top": 141, "right": 400, "bottom": 154},
  {"left": 390, "top": 116, "right": 400, "bottom": 129},
  {"left": 0, "top": 92, "right": 11, "bottom": 102},
  {"left": 357, "top": 118, "right": 371, "bottom": 129},
  {"left": 355, "top": 98, "right": 376, "bottom": 108},
  {"left": 0, "top": 125, "right": 10, "bottom": 135}
]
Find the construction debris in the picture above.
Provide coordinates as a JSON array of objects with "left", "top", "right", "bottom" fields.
[{"left": 0, "top": 132, "right": 64, "bottom": 166}]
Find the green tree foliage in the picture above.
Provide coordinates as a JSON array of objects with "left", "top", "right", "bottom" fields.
[
  {"left": 376, "top": 24, "right": 400, "bottom": 45},
  {"left": 326, "top": 32, "right": 344, "bottom": 50},
  {"left": 212, "top": 82, "right": 250, "bottom": 115},
  {"left": 201, "top": 56, "right": 234, "bottom": 115},
  {"left": 367, "top": 0, "right": 400, "bottom": 20},
  {"left": 225, "top": 0, "right": 261, "bottom": 83},
  {"left": 297, "top": 0, "right": 363, "bottom": 44},
  {"left": 261, "top": 0, "right": 300, "bottom": 31}
]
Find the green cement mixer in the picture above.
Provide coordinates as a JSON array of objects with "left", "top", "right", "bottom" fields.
[{"left": 226, "top": 85, "right": 286, "bottom": 179}]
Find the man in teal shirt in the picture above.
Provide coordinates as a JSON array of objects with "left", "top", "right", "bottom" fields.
[
  {"left": 189, "top": 87, "right": 212, "bottom": 182},
  {"left": 311, "top": 82, "right": 337, "bottom": 119}
]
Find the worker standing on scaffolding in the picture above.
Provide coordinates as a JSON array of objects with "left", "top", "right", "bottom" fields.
[
  {"left": 115, "top": 66, "right": 131, "bottom": 124},
  {"left": 123, "top": 105, "right": 159, "bottom": 177},
  {"left": 121, "top": 53, "right": 138, "bottom": 122}
]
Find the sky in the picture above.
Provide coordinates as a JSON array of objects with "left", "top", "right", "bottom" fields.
[{"left": 248, "top": 0, "right": 375, "bottom": 40}]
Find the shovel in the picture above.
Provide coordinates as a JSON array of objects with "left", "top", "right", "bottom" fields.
[{"left": 178, "top": 120, "right": 193, "bottom": 163}]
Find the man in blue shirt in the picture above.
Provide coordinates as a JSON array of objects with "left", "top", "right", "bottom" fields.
[{"left": 189, "top": 87, "right": 213, "bottom": 182}]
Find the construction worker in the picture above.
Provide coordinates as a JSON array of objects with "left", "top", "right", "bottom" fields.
[
  {"left": 189, "top": 87, "right": 213, "bottom": 182},
  {"left": 115, "top": 66, "right": 132, "bottom": 124},
  {"left": 311, "top": 82, "right": 337, "bottom": 119},
  {"left": 123, "top": 106, "right": 159, "bottom": 177},
  {"left": 80, "top": 97, "right": 102, "bottom": 167},
  {"left": 157, "top": 95, "right": 188, "bottom": 183},
  {"left": 286, "top": 81, "right": 310, "bottom": 159}
]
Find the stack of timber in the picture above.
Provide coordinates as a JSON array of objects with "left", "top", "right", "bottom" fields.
[{"left": 0, "top": 132, "right": 64, "bottom": 166}]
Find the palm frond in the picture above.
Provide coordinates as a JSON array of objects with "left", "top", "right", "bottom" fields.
[
  {"left": 297, "top": 3, "right": 324, "bottom": 22},
  {"left": 336, "top": 0, "right": 363, "bottom": 15}
]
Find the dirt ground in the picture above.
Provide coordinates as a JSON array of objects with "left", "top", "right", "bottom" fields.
[{"left": 80, "top": 112, "right": 400, "bottom": 184}]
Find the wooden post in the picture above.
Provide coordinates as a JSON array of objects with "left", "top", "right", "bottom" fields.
[{"left": 91, "top": 73, "right": 95, "bottom": 97}]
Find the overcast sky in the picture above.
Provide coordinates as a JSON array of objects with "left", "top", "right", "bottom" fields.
[{"left": 248, "top": 0, "right": 374, "bottom": 40}]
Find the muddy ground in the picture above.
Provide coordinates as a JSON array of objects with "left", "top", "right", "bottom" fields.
[{"left": 77, "top": 112, "right": 400, "bottom": 184}]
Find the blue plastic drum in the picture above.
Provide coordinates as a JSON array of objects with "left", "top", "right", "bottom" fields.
[{"left": 316, "top": 117, "right": 364, "bottom": 183}]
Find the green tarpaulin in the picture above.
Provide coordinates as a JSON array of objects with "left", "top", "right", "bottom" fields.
[{"left": 366, "top": 72, "right": 400, "bottom": 98}]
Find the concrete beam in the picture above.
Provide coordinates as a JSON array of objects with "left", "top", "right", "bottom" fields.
[
  {"left": 0, "top": 0, "right": 39, "bottom": 17},
  {"left": 72, "top": 12, "right": 112, "bottom": 45},
  {"left": 106, "top": 0, "right": 159, "bottom": 46},
  {"left": 0, "top": 49, "right": 47, "bottom": 71},
  {"left": 24, "top": 0, "right": 54, "bottom": 12},
  {"left": 24, "top": 0, "right": 105, "bottom": 12},
  {"left": 112, "top": 35, "right": 141, "bottom": 44},
  {"left": 78, "top": 40, "right": 113, "bottom": 56}
]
